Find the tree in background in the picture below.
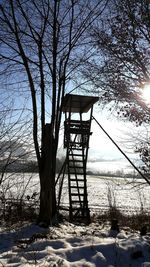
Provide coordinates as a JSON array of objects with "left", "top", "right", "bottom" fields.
[
  {"left": 135, "top": 128, "right": 150, "bottom": 179},
  {"left": 0, "top": 89, "right": 35, "bottom": 199},
  {"left": 82, "top": 0, "right": 150, "bottom": 124},
  {"left": 81, "top": 0, "right": 150, "bottom": 182},
  {"left": 0, "top": 0, "right": 108, "bottom": 225}
]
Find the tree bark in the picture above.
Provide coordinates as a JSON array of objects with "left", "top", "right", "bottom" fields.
[{"left": 38, "top": 124, "right": 56, "bottom": 226}]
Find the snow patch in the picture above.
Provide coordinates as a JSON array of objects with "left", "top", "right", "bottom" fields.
[{"left": 0, "top": 222, "right": 150, "bottom": 266}]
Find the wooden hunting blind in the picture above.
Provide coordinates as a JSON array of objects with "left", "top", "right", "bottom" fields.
[
  {"left": 57, "top": 94, "right": 99, "bottom": 222},
  {"left": 56, "top": 94, "right": 147, "bottom": 222}
]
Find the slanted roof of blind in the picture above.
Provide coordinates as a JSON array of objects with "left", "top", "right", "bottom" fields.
[{"left": 62, "top": 94, "right": 99, "bottom": 113}]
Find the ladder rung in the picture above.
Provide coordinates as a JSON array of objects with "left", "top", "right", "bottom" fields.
[
  {"left": 69, "top": 153, "right": 83, "bottom": 157},
  {"left": 71, "top": 193, "right": 84, "bottom": 196},
  {"left": 69, "top": 148, "right": 83, "bottom": 151},
  {"left": 69, "top": 174, "right": 84, "bottom": 176},
  {"left": 65, "top": 119, "right": 90, "bottom": 124},
  {"left": 69, "top": 154, "right": 83, "bottom": 157},
  {"left": 69, "top": 166, "right": 83, "bottom": 169},
  {"left": 70, "top": 179, "right": 84, "bottom": 182},
  {"left": 67, "top": 129, "right": 89, "bottom": 134},
  {"left": 69, "top": 166, "right": 85, "bottom": 169},
  {"left": 70, "top": 186, "right": 84, "bottom": 189},
  {"left": 71, "top": 200, "right": 84, "bottom": 203},
  {"left": 69, "top": 160, "right": 83, "bottom": 162},
  {"left": 71, "top": 146, "right": 87, "bottom": 149}
]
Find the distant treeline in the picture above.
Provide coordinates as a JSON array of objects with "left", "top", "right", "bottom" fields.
[
  {"left": 0, "top": 158, "right": 64, "bottom": 173},
  {"left": 0, "top": 160, "right": 38, "bottom": 173},
  {"left": 0, "top": 158, "right": 141, "bottom": 178},
  {"left": 87, "top": 170, "right": 141, "bottom": 179}
]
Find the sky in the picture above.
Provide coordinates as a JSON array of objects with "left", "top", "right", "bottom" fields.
[
  {"left": 88, "top": 107, "right": 138, "bottom": 173},
  {"left": 57, "top": 103, "right": 144, "bottom": 175}
]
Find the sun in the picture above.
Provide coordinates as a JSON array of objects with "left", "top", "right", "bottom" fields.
[{"left": 142, "top": 84, "right": 150, "bottom": 105}]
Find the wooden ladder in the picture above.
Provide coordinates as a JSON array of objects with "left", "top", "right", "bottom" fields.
[{"left": 65, "top": 120, "right": 91, "bottom": 222}]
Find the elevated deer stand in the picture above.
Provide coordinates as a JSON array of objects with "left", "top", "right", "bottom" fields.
[{"left": 57, "top": 94, "right": 98, "bottom": 222}]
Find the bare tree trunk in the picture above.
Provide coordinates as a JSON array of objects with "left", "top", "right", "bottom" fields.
[
  {"left": 38, "top": 124, "right": 56, "bottom": 226},
  {"left": 0, "top": 0, "right": 108, "bottom": 225}
]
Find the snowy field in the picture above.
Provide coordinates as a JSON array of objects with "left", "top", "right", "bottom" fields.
[
  {"left": 1, "top": 173, "right": 150, "bottom": 214},
  {"left": 0, "top": 174, "right": 150, "bottom": 266},
  {"left": 0, "top": 221, "right": 150, "bottom": 266},
  {"left": 60, "top": 175, "right": 150, "bottom": 214}
]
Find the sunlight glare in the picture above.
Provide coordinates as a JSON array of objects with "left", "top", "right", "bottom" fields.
[{"left": 142, "top": 84, "right": 150, "bottom": 105}]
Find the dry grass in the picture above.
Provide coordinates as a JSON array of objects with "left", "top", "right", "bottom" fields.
[{"left": 93, "top": 206, "right": 150, "bottom": 232}]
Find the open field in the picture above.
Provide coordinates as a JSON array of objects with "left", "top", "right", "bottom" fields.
[
  {"left": 0, "top": 174, "right": 150, "bottom": 267},
  {"left": 1, "top": 173, "right": 150, "bottom": 215},
  {"left": 59, "top": 175, "right": 150, "bottom": 214}
]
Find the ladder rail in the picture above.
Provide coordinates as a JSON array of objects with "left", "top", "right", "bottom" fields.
[
  {"left": 62, "top": 116, "right": 92, "bottom": 221},
  {"left": 69, "top": 147, "right": 83, "bottom": 209}
]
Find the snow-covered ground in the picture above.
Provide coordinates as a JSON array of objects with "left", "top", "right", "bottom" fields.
[
  {"left": 59, "top": 175, "right": 150, "bottom": 214},
  {"left": 0, "top": 174, "right": 150, "bottom": 266},
  {"left": 2, "top": 174, "right": 150, "bottom": 214},
  {"left": 0, "top": 221, "right": 150, "bottom": 267}
]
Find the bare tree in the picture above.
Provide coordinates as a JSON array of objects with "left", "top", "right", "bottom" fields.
[
  {"left": 0, "top": 0, "right": 108, "bottom": 225},
  {"left": 82, "top": 0, "right": 150, "bottom": 124},
  {"left": 78, "top": 0, "right": 150, "bottom": 186},
  {"left": 0, "top": 97, "right": 33, "bottom": 184}
]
